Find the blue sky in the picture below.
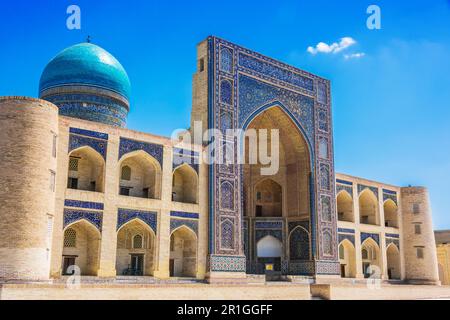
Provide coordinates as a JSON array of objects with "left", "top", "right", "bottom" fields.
[{"left": 1, "top": 0, "right": 449, "bottom": 229}]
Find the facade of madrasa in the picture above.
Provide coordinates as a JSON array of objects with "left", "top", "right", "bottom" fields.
[{"left": 0, "top": 36, "right": 441, "bottom": 285}]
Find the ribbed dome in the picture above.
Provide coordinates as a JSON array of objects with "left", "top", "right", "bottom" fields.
[{"left": 39, "top": 43, "right": 131, "bottom": 100}]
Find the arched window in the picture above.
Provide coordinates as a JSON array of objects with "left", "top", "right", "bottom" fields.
[
  {"left": 64, "top": 228, "right": 77, "bottom": 247},
  {"left": 121, "top": 165, "right": 131, "bottom": 181},
  {"left": 133, "top": 234, "right": 143, "bottom": 249}
]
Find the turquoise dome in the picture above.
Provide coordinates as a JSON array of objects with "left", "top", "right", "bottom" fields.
[{"left": 39, "top": 43, "right": 131, "bottom": 100}]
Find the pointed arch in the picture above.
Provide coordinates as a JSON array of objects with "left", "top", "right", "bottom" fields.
[
  {"left": 118, "top": 149, "right": 162, "bottom": 199},
  {"left": 337, "top": 190, "right": 354, "bottom": 222},
  {"left": 61, "top": 219, "right": 101, "bottom": 276},
  {"left": 116, "top": 218, "right": 156, "bottom": 276},
  {"left": 288, "top": 226, "right": 310, "bottom": 260},
  {"left": 338, "top": 239, "right": 356, "bottom": 278},
  {"left": 386, "top": 242, "right": 401, "bottom": 280},
  {"left": 67, "top": 145, "right": 106, "bottom": 192},
  {"left": 254, "top": 178, "right": 282, "bottom": 217},
  {"left": 172, "top": 163, "right": 199, "bottom": 204},
  {"left": 361, "top": 237, "right": 381, "bottom": 278},
  {"left": 169, "top": 225, "right": 198, "bottom": 277},
  {"left": 359, "top": 189, "right": 379, "bottom": 226},
  {"left": 383, "top": 199, "right": 399, "bottom": 228}
]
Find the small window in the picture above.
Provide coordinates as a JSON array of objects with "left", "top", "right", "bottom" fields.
[
  {"left": 50, "top": 170, "right": 56, "bottom": 192},
  {"left": 413, "top": 203, "right": 420, "bottom": 215},
  {"left": 67, "top": 177, "right": 78, "bottom": 189},
  {"left": 64, "top": 228, "right": 76, "bottom": 247},
  {"left": 339, "top": 245, "right": 345, "bottom": 259},
  {"left": 120, "top": 187, "right": 131, "bottom": 196},
  {"left": 52, "top": 133, "right": 57, "bottom": 158},
  {"left": 199, "top": 58, "right": 205, "bottom": 72},
  {"left": 133, "top": 234, "right": 143, "bottom": 249},
  {"left": 143, "top": 188, "right": 149, "bottom": 198},
  {"left": 69, "top": 157, "right": 79, "bottom": 171},
  {"left": 256, "top": 192, "right": 262, "bottom": 201},
  {"left": 50, "top": 170, "right": 56, "bottom": 191},
  {"left": 416, "top": 247, "right": 424, "bottom": 259},
  {"left": 362, "top": 248, "right": 368, "bottom": 260},
  {"left": 121, "top": 166, "right": 131, "bottom": 181},
  {"left": 414, "top": 224, "right": 422, "bottom": 235}
]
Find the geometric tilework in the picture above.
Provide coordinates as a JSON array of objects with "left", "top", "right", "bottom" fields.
[
  {"left": 238, "top": 52, "right": 314, "bottom": 92},
  {"left": 170, "top": 211, "right": 199, "bottom": 219},
  {"left": 117, "top": 208, "right": 157, "bottom": 233},
  {"left": 69, "top": 127, "right": 109, "bottom": 140},
  {"left": 209, "top": 255, "right": 246, "bottom": 273},
  {"left": 63, "top": 208, "right": 102, "bottom": 231},
  {"left": 64, "top": 199, "right": 104, "bottom": 210},
  {"left": 68, "top": 131, "right": 108, "bottom": 160},
  {"left": 358, "top": 184, "right": 379, "bottom": 198},
  {"left": 173, "top": 148, "right": 199, "bottom": 173},
  {"left": 118, "top": 137, "right": 163, "bottom": 165},
  {"left": 383, "top": 190, "right": 398, "bottom": 205},
  {"left": 338, "top": 233, "right": 355, "bottom": 245},
  {"left": 338, "top": 228, "right": 355, "bottom": 234},
  {"left": 386, "top": 233, "right": 400, "bottom": 239},
  {"left": 361, "top": 232, "right": 380, "bottom": 246},
  {"left": 170, "top": 218, "right": 198, "bottom": 236}
]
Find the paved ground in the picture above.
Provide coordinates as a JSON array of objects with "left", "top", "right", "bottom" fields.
[{"left": 1, "top": 281, "right": 450, "bottom": 300}]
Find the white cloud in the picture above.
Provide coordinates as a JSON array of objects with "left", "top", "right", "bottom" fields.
[
  {"left": 307, "top": 37, "right": 356, "bottom": 55},
  {"left": 344, "top": 52, "right": 366, "bottom": 60}
]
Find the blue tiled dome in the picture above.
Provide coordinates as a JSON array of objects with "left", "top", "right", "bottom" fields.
[{"left": 39, "top": 43, "right": 131, "bottom": 100}]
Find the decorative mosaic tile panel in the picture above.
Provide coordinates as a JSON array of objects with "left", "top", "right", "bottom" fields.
[
  {"left": 288, "top": 220, "right": 310, "bottom": 233},
  {"left": 315, "top": 261, "right": 340, "bottom": 275},
  {"left": 255, "top": 229, "right": 283, "bottom": 243},
  {"left": 209, "top": 255, "right": 246, "bottom": 272},
  {"left": 386, "top": 233, "right": 400, "bottom": 239},
  {"left": 173, "top": 148, "right": 199, "bottom": 173},
  {"left": 68, "top": 133, "right": 107, "bottom": 160},
  {"left": 170, "top": 211, "right": 199, "bottom": 219},
  {"left": 63, "top": 208, "right": 102, "bottom": 231},
  {"left": 386, "top": 238, "right": 400, "bottom": 249},
  {"left": 238, "top": 74, "right": 315, "bottom": 145},
  {"left": 361, "top": 232, "right": 380, "bottom": 245},
  {"left": 118, "top": 137, "right": 163, "bottom": 165},
  {"left": 338, "top": 233, "right": 355, "bottom": 245},
  {"left": 338, "top": 228, "right": 355, "bottom": 234},
  {"left": 289, "top": 226, "right": 310, "bottom": 260},
  {"left": 288, "top": 261, "right": 315, "bottom": 275},
  {"left": 117, "top": 208, "right": 157, "bottom": 233},
  {"left": 254, "top": 220, "right": 283, "bottom": 229},
  {"left": 383, "top": 191, "right": 398, "bottom": 204},
  {"left": 170, "top": 218, "right": 198, "bottom": 235},
  {"left": 238, "top": 52, "right": 314, "bottom": 91},
  {"left": 336, "top": 183, "right": 353, "bottom": 196},
  {"left": 64, "top": 199, "right": 104, "bottom": 210},
  {"left": 358, "top": 184, "right": 379, "bottom": 198},
  {"left": 336, "top": 179, "right": 352, "bottom": 186},
  {"left": 69, "top": 127, "right": 109, "bottom": 140}
]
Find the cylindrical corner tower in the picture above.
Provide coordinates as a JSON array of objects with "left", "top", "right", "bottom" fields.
[
  {"left": 400, "top": 186, "right": 440, "bottom": 285},
  {"left": 0, "top": 97, "right": 58, "bottom": 281}
]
